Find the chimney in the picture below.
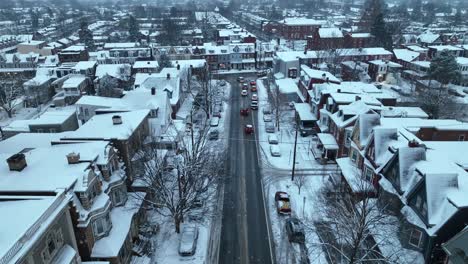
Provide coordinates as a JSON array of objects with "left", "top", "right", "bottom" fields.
[
  {"left": 167, "top": 73, "right": 171, "bottom": 80},
  {"left": 147, "top": 61, "right": 150, "bottom": 64},
  {"left": 408, "top": 139, "right": 419, "bottom": 148},
  {"left": 112, "top": 115, "right": 122, "bottom": 125},
  {"left": 355, "top": 95, "right": 361, "bottom": 101},
  {"left": 66, "top": 152, "right": 80, "bottom": 164},
  {"left": 151, "top": 87, "right": 156, "bottom": 95},
  {"left": 322, "top": 73, "right": 326, "bottom": 80},
  {"left": 337, "top": 88, "right": 341, "bottom": 93},
  {"left": 177, "top": 64, "right": 180, "bottom": 70},
  {"left": 7, "top": 153, "right": 27, "bottom": 171},
  {"left": 304, "top": 48, "right": 307, "bottom": 55}
]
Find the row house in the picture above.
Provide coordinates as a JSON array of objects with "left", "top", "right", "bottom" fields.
[
  {"left": 229, "top": 43, "right": 256, "bottom": 70},
  {"left": 393, "top": 49, "right": 421, "bottom": 69},
  {"left": 132, "top": 61, "right": 159, "bottom": 74},
  {"left": 58, "top": 46, "right": 90, "bottom": 63},
  {"left": 151, "top": 45, "right": 195, "bottom": 61},
  {"left": 343, "top": 33, "right": 374, "bottom": 49},
  {"left": 193, "top": 45, "right": 230, "bottom": 71},
  {"left": 406, "top": 45, "right": 429, "bottom": 61},
  {"left": 345, "top": 117, "right": 468, "bottom": 263},
  {"left": 0, "top": 140, "right": 147, "bottom": 264},
  {"left": 307, "top": 28, "right": 344, "bottom": 50},
  {"left": 263, "top": 18, "right": 326, "bottom": 40},
  {"left": 0, "top": 192, "right": 81, "bottom": 264},
  {"left": 56, "top": 74, "right": 94, "bottom": 105},
  {"left": 0, "top": 52, "right": 39, "bottom": 77},
  {"left": 340, "top": 61, "right": 371, "bottom": 82},
  {"left": 106, "top": 48, "right": 151, "bottom": 64},
  {"left": 298, "top": 65, "right": 341, "bottom": 102},
  {"left": 427, "top": 45, "right": 463, "bottom": 59},
  {"left": 62, "top": 110, "right": 151, "bottom": 183},
  {"left": 216, "top": 28, "right": 256, "bottom": 45},
  {"left": 416, "top": 32, "right": 443, "bottom": 47},
  {"left": 367, "top": 60, "right": 402, "bottom": 82},
  {"left": 23, "top": 74, "right": 56, "bottom": 107},
  {"left": 16, "top": 40, "right": 54, "bottom": 56},
  {"left": 94, "top": 64, "right": 132, "bottom": 93}
]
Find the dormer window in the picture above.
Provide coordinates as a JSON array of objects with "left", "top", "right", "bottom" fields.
[{"left": 93, "top": 213, "right": 112, "bottom": 238}]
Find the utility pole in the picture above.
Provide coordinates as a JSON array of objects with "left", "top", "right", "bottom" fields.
[{"left": 291, "top": 122, "right": 298, "bottom": 181}]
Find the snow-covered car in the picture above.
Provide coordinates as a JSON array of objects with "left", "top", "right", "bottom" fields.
[
  {"left": 262, "top": 105, "right": 272, "bottom": 115},
  {"left": 270, "top": 145, "right": 281, "bottom": 157},
  {"left": 244, "top": 124, "right": 254, "bottom": 134},
  {"left": 219, "top": 80, "right": 227, "bottom": 86},
  {"left": 237, "top": 76, "right": 244, "bottom": 83},
  {"left": 241, "top": 90, "right": 248, "bottom": 96},
  {"left": 251, "top": 85, "right": 257, "bottom": 92},
  {"left": 242, "top": 83, "right": 249, "bottom": 90},
  {"left": 251, "top": 93, "right": 258, "bottom": 101},
  {"left": 209, "top": 117, "right": 220, "bottom": 127},
  {"left": 268, "top": 134, "right": 279, "bottom": 144},
  {"left": 263, "top": 114, "right": 272, "bottom": 122},
  {"left": 275, "top": 191, "right": 291, "bottom": 214},
  {"left": 178, "top": 226, "right": 199, "bottom": 256},
  {"left": 265, "top": 122, "right": 275, "bottom": 133},
  {"left": 285, "top": 218, "right": 305, "bottom": 244},
  {"left": 209, "top": 130, "right": 219, "bottom": 140}
]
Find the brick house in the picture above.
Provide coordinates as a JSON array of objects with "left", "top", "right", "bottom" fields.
[
  {"left": 0, "top": 140, "right": 147, "bottom": 264},
  {"left": 58, "top": 46, "right": 90, "bottom": 63},
  {"left": 263, "top": 18, "right": 326, "bottom": 40},
  {"left": 298, "top": 65, "right": 340, "bottom": 102},
  {"left": 344, "top": 33, "right": 374, "bottom": 49},
  {"left": 307, "top": 27, "right": 344, "bottom": 50}
]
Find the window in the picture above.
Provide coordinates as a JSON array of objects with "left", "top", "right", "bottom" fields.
[
  {"left": 409, "top": 229, "right": 423, "bottom": 248},
  {"left": 344, "top": 130, "right": 351, "bottom": 147},
  {"left": 93, "top": 213, "right": 112, "bottom": 237},
  {"left": 36, "top": 129, "right": 44, "bottom": 133},
  {"left": 84, "top": 109, "right": 89, "bottom": 116},
  {"left": 459, "top": 135, "right": 465, "bottom": 141},
  {"left": 351, "top": 150, "right": 358, "bottom": 163},
  {"left": 364, "top": 166, "right": 373, "bottom": 182},
  {"left": 112, "top": 187, "right": 127, "bottom": 206},
  {"left": 41, "top": 230, "right": 63, "bottom": 262},
  {"left": 50, "top": 128, "right": 56, "bottom": 133}
]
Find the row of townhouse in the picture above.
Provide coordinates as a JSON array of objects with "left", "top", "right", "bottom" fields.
[
  {"left": 299, "top": 74, "right": 468, "bottom": 262},
  {"left": 263, "top": 17, "right": 327, "bottom": 40},
  {"left": 0, "top": 134, "right": 149, "bottom": 264},
  {"left": 306, "top": 28, "right": 375, "bottom": 50}
]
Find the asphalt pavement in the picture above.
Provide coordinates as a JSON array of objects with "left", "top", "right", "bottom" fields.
[{"left": 218, "top": 74, "right": 274, "bottom": 264}]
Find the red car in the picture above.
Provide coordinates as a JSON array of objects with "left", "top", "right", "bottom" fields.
[
  {"left": 250, "top": 80, "right": 256, "bottom": 86},
  {"left": 275, "top": 191, "right": 291, "bottom": 215},
  {"left": 244, "top": 124, "right": 254, "bottom": 134},
  {"left": 240, "top": 108, "right": 249, "bottom": 116}
]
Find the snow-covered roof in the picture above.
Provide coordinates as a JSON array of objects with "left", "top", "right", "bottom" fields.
[
  {"left": 393, "top": 49, "right": 420, "bottom": 62},
  {"left": 0, "top": 133, "right": 68, "bottom": 154},
  {"left": 381, "top": 107, "right": 428, "bottom": 119},
  {"left": 275, "top": 78, "right": 298, "bottom": 94},
  {"left": 91, "top": 194, "right": 144, "bottom": 258},
  {"left": 428, "top": 45, "right": 462, "bottom": 51},
  {"left": 417, "top": 32, "right": 440, "bottom": 44},
  {"left": 282, "top": 17, "right": 326, "bottom": 26},
  {"left": 406, "top": 45, "right": 428, "bottom": 52},
  {"left": 172, "top": 59, "right": 206, "bottom": 69},
  {"left": 318, "top": 28, "right": 343, "bottom": 38},
  {"left": 411, "top": 61, "right": 430, "bottom": 68},
  {"left": 103, "top": 42, "right": 138, "bottom": 49},
  {"left": 294, "top": 103, "right": 317, "bottom": 121},
  {"left": 300, "top": 65, "right": 340, "bottom": 83},
  {"left": 0, "top": 194, "right": 70, "bottom": 263},
  {"left": 456, "top": 57, "right": 468, "bottom": 66},
  {"left": 358, "top": 112, "right": 381, "bottom": 148},
  {"left": 62, "top": 75, "right": 87, "bottom": 88},
  {"left": 337, "top": 157, "right": 375, "bottom": 192},
  {"left": 135, "top": 68, "right": 181, "bottom": 106},
  {"left": 73, "top": 61, "right": 97, "bottom": 71},
  {"left": 64, "top": 110, "right": 150, "bottom": 140},
  {"left": 95, "top": 64, "right": 131, "bottom": 81},
  {"left": 317, "top": 133, "right": 338, "bottom": 150},
  {"left": 424, "top": 142, "right": 468, "bottom": 170},
  {"left": 133, "top": 60, "right": 159, "bottom": 69},
  {"left": 0, "top": 141, "right": 108, "bottom": 192},
  {"left": 349, "top": 33, "right": 372, "bottom": 38},
  {"left": 61, "top": 45, "right": 86, "bottom": 52}
]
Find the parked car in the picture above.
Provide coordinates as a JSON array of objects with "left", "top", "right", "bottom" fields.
[
  {"left": 179, "top": 226, "right": 199, "bottom": 256},
  {"left": 251, "top": 85, "right": 257, "bottom": 92},
  {"left": 219, "top": 80, "right": 227, "bottom": 86},
  {"left": 265, "top": 122, "right": 275, "bottom": 133},
  {"left": 263, "top": 114, "right": 272, "bottom": 122},
  {"left": 275, "top": 191, "right": 291, "bottom": 214},
  {"left": 209, "top": 130, "right": 219, "bottom": 140},
  {"left": 268, "top": 134, "right": 279, "bottom": 144},
  {"left": 209, "top": 117, "right": 220, "bottom": 127},
  {"left": 263, "top": 105, "right": 272, "bottom": 115},
  {"left": 241, "top": 90, "right": 248, "bottom": 96},
  {"left": 285, "top": 218, "right": 305, "bottom": 244},
  {"left": 242, "top": 83, "right": 249, "bottom": 90},
  {"left": 251, "top": 94, "right": 258, "bottom": 101},
  {"left": 270, "top": 145, "right": 281, "bottom": 157},
  {"left": 251, "top": 101, "right": 258, "bottom": 110},
  {"left": 237, "top": 76, "right": 244, "bottom": 82},
  {"left": 244, "top": 124, "right": 254, "bottom": 134}
]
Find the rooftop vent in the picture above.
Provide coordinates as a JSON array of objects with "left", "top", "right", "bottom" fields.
[
  {"left": 66, "top": 152, "right": 80, "bottom": 164},
  {"left": 112, "top": 115, "right": 122, "bottom": 125},
  {"left": 167, "top": 73, "right": 171, "bottom": 80},
  {"left": 151, "top": 87, "right": 156, "bottom": 95},
  {"left": 408, "top": 139, "right": 420, "bottom": 148},
  {"left": 355, "top": 96, "right": 361, "bottom": 101},
  {"left": 7, "top": 153, "right": 27, "bottom": 171}
]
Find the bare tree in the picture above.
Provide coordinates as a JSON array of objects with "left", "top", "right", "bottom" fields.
[
  {"left": 264, "top": 78, "right": 288, "bottom": 131},
  {"left": 309, "top": 168, "right": 416, "bottom": 264},
  {"left": 133, "top": 122, "right": 225, "bottom": 233},
  {"left": 97, "top": 74, "right": 123, "bottom": 98},
  {"left": 0, "top": 75, "right": 25, "bottom": 118},
  {"left": 415, "top": 82, "right": 458, "bottom": 119},
  {"left": 293, "top": 169, "right": 306, "bottom": 195}
]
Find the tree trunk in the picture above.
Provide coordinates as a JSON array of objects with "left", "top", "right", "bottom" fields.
[
  {"left": 174, "top": 215, "right": 182, "bottom": 233},
  {"left": 6, "top": 110, "right": 12, "bottom": 118}
]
